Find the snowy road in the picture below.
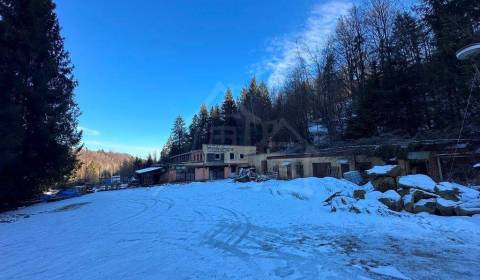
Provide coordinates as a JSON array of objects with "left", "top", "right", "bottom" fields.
[{"left": 1, "top": 179, "right": 480, "bottom": 280}]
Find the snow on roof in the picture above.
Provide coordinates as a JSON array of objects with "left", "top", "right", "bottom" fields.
[
  {"left": 474, "top": 163, "right": 480, "bottom": 168},
  {"left": 135, "top": 167, "right": 162, "bottom": 174},
  {"left": 398, "top": 174, "right": 436, "bottom": 192},
  {"left": 367, "top": 165, "right": 397, "bottom": 175}
]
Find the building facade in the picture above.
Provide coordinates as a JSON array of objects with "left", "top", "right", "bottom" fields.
[
  {"left": 135, "top": 140, "right": 480, "bottom": 186},
  {"left": 168, "top": 144, "right": 257, "bottom": 182},
  {"left": 247, "top": 141, "right": 480, "bottom": 183}
]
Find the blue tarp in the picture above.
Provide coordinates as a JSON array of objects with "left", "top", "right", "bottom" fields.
[{"left": 43, "top": 188, "right": 80, "bottom": 202}]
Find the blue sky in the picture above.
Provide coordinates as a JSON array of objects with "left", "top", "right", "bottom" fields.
[{"left": 55, "top": 0, "right": 356, "bottom": 157}]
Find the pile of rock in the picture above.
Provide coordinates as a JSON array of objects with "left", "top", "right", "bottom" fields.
[
  {"left": 367, "top": 165, "right": 404, "bottom": 192},
  {"left": 361, "top": 165, "right": 480, "bottom": 216},
  {"left": 234, "top": 168, "right": 270, "bottom": 183}
]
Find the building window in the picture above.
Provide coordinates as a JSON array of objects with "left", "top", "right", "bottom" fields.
[
  {"left": 240, "top": 154, "right": 244, "bottom": 159},
  {"left": 215, "top": 153, "right": 221, "bottom": 160},
  {"left": 296, "top": 164, "right": 304, "bottom": 178},
  {"left": 230, "top": 153, "right": 235, "bottom": 160}
]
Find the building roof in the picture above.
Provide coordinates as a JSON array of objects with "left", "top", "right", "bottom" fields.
[{"left": 135, "top": 167, "right": 163, "bottom": 174}]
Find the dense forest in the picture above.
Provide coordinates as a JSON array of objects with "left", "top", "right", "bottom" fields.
[
  {"left": 161, "top": 0, "right": 480, "bottom": 161},
  {"left": 73, "top": 149, "right": 143, "bottom": 184}
]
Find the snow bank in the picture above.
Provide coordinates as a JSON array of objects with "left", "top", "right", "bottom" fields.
[
  {"left": 264, "top": 177, "right": 390, "bottom": 214},
  {"left": 268, "top": 177, "right": 360, "bottom": 202},
  {"left": 367, "top": 165, "right": 397, "bottom": 175},
  {"left": 473, "top": 163, "right": 480, "bottom": 168},
  {"left": 369, "top": 266, "right": 410, "bottom": 280},
  {"left": 398, "top": 175, "right": 436, "bottom": 192},
  {"left": 3, "top": 179, "right": 480, "bottom": 279}
]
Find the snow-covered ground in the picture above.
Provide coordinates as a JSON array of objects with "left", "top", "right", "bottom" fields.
[{"left": 1, "top": 178, "right": 480, "bottom": 280}]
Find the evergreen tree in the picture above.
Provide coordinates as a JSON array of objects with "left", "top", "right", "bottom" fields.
[
  {"left": 315, "top": 50, "right": 343, "bottom": 140},
  {"left": 221, "top": 89, "right": 238, "bottom": 144},
  {"left": 421, "top": 0, "right": 480, "bottom": 131},
  {"left": 391, "top": 12, "right": 430, "bottom": 133},
  {"left": 188, "top": 113, "right": 200, "bottom": 150},
  {"left": 0, "top": 0, "right": 82, "bottom": 208},
  {"left": 221, "top": 88, "right": 237, "bottom": 125},
  {"left": 257, "top": 82, "right": 273, "bottom": 120},
  {"left": 160, "top": 137, "right": 173, "bottom": 162},
  {"left": 191, "top": 104, "right": 210, "bottom": 149},
  {"left": 169, "top": 116, "right": 188, "bottom": 156},
  {"left": 145, "top": 154, "right": 154, "bottom": 167},
  {"left": 208, "top": 105, "right": 223, "bottom": 144}
]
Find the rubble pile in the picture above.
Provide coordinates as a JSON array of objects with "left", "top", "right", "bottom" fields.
[{"left": 359, "top": 165, "right": 480, "bottom": 216}]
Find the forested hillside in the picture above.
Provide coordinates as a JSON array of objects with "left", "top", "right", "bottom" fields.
[
  {"left": 73, "top": 149, "right": 143, "bottom": 184},
  {"left": 161, "top": 0, "right": 480, "bottom": 161}
]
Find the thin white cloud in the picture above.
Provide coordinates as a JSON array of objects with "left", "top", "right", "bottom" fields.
[
  {"left": 78, "top": 126, "right": 100, "bottom": 137},
  {"left": 257, "top": 0, "right": 352, "bottom": 87}
]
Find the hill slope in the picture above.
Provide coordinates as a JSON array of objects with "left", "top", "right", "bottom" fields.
[{"left": 74, "top": 149, "right": 137, "bottom": 182}]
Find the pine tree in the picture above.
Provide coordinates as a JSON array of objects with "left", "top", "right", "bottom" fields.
[
  {"left": 421, "top": 0, "right": 480, "bottom": 131},
  {"left": 221, "top": 89, "right": 238, "bottom": 144},
  {"left": 188, "top": 113, "right": 200, "bottom": 150},
  {"left": 0, "top": 0, "right": 82, "bottom": 208},
  {"left": 208, "top": 105, "right": 223, "bottom": 144},
  {"left": 160, "top": 137, "right": 173, "bottom": 162},
  {"left": 145, "top": 154, "right": 154, "bottom": 167},
  {"left": 257, "top": 82, "right": 272, "bottom": 120},
  {"left": 221, "top": 88, "right": 237, "bottom": 125},
  {"left": 194, "top": 104, "right": 210, "bottom": 148},
  {"left": 169, "top": 116, "right": 188, "bottom": 156}
]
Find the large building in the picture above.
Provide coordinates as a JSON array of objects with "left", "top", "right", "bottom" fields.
[
  {"left": 247, "top": 140, "right": 480, "bottom": 182},
  {"left": 135, "top": 140, "right": 480, "bottom": 186},
  {"left": 168, "top": 144, "right": 257, "bottom": 182}
]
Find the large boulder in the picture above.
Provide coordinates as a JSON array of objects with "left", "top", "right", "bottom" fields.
[
  {"left": 403, "top": 193, "right": 415, "bottom": 213},
  {"left": 343, "top": 171, "right": 363, "bottom": 185},
  {"left": 396, "top": 187, "right": 410, "bottom": 197},
  {"left": 378, "top": 190, "right": 403, "bottom": 212},
  {"left": 413, "top": 198, "right": 437, "bottom": 214},
  {"left": 436, "top": 198, "right": 458, "bottom": 216},
  {"left": 353, "top": 189, "right": 366, "bottom": 200},
  {"left": 371, "top": 176, "right": 397, "bottom": 192},
  {"left": 367, "top": 165, "right": 404, "bottom": 179},
  {"left": 397, "top": 174, "right": 437, "bottom": 193},
  {"left": 436, "top": 182, "right": 480, "bottom": 202},
  {"left": 457, "top": 185, "right": 480, "bottom": 202},
  {"left": 435, "top": 182, "right": 460, "bottom": 201},
  {"left": 403, "top": 189, "right": 438, "bottom": 213},
  {"left": 455, "top": 199, "right": 480, "bottom": 216},
  {"left": 411, "top": 189, "right": 438, "bottom": 203}
]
